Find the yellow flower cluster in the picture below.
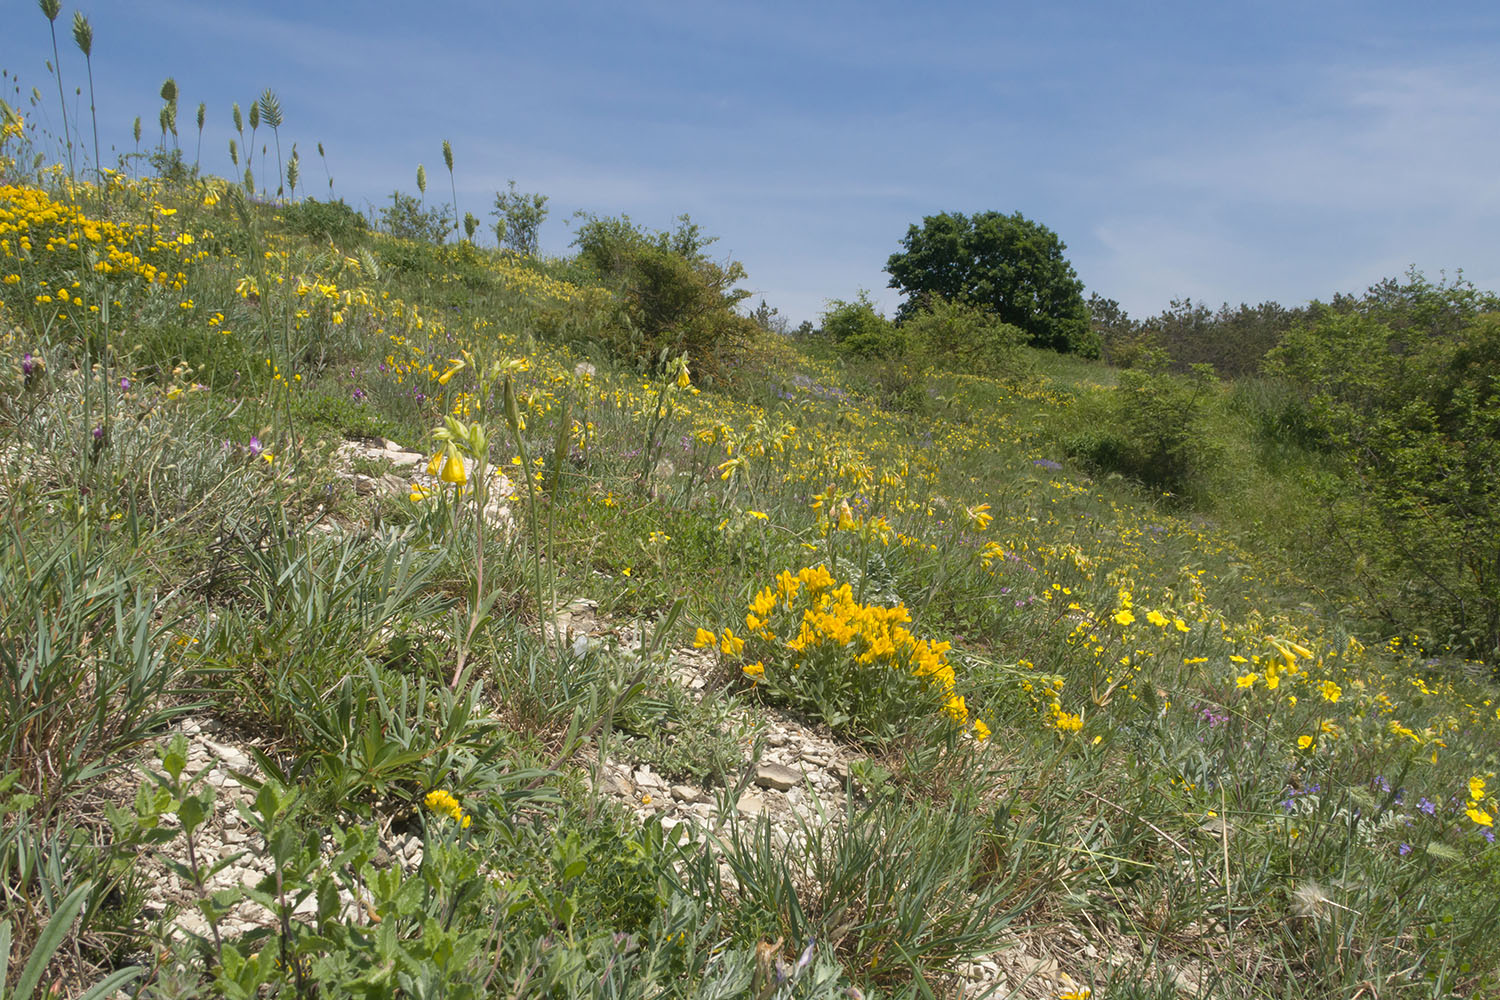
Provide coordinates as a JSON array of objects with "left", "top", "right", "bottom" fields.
[
  {"left": 423, "top": 788, "right": 473, "bottom": 828},
  {"left": 1467, "top": 775, "right": 1494, "bottom": 828},
  {"left": 1, "top": 184, "right": 214, "bottom": 321},
  {"left": 702, "top": 564, "right": 988, "bottom": 740}
]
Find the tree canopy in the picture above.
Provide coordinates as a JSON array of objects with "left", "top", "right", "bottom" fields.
[{"left": 886, "top": 210, "right": 1096, "bottom": 356}]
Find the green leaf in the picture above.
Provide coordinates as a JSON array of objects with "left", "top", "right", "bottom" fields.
[
  {"left": 178, "top": 793, "right": 207, "bottom": 835},
  {"left": 76, "top": 967, "right": 144, "bottom": 1000},
  {"left": 13, "top": 883, "right": 91, "bottom": 1000},
  {"left": 220, "top": 942, "right": 246, "bottom": 980},
  {"left": 161, "top": 733, "right": 188, "bottom": 780},
  {"left": 1, "top": 919, "right": 12, "bottom": 999}
]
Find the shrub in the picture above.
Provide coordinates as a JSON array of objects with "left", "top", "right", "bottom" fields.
[
  {"left": 1267, "top": 308, "right": 1500, "bottom": 662},
  {"left": 820, "top": 293, "right": 905, "bottom": 360},
  {"left": 1066, "top": 349, "right": 1220, "bottom": 500},
  {"left": 572, "top": 213, "right": 756, "bottom": 376},
  {"left": 280, "top": 197, "right": 368, "bottom": 246},
  {"left": 378, "top": 190, "right": 450, "bottom": 244},
  {"left": 696, "top": 564, "right": 989, "bottom": 745},
  {"left": 900, "top": 295, "right": 1027, "bottom": 376},
  {"left": 490, "top": 180, "right": 548, "bottom": 256},
  {"left": 1229, "top": 376, "right": 1329, "bottom": 459}
]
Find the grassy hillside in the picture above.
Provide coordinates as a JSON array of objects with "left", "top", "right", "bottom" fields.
[{"left": 2, "top": 117, "right": 1499, "bottom": 998}]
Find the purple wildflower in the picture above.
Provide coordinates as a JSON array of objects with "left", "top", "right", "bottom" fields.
[
  {"left": 247, "top": 436, "right": 262, "bottom": 456},
  {"left": 21, "top": 353, "right": 35, "bottom": 376},
  {"left": 120, "top": 377, "right": 131, "bottom": 390},
  {"left": 92, "top": 426, "right": 104, "bottom": 441},
  {"left": 1399, "top": 843, "right": 1411, "bottom": 855},
  {"left": 1419, "top": 797, "right": 1436, "bottom": 815}
]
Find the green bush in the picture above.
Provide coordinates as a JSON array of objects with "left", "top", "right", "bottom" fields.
[
  {"left": 279, "top": 197, "right": 368, "bottom": 246},
  {"left": 900, "top": 295, "right": 1027, "bottom": 376},
  {"left": 1066, "top": 349, "right": 1220, "bottom": 499},
  {"left": 820, "top": 293, "right": 905, "bottom": 360},
  {"left": 1229, "top": 376, "right": 1329, "bottom": 459},
  {"left": 1267, "top": 307, "right": 1500, "bottom": 662},
  {"left": 378, "top": 190, "right": 450, "bottom": 244},
  {"left": 572, "top": 214, "right": 756, "bottom": 376}
]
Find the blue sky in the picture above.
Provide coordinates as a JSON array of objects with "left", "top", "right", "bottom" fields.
[{"left": 6, "top": 0, "right": 1500, "bottom": 325}]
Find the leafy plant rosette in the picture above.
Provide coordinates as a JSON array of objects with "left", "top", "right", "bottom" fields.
[{"left": 697, "top": 563, "right": 990, "bottom": 744}]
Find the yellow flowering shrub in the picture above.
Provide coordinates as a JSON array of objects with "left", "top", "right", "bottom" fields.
[{"left": 702, "top": 563, "right": 987, "bottom": 742}]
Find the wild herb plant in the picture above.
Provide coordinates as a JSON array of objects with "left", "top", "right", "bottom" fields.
[
  {"left": 36, "top": 0, "right": 74, "bottom": 189},
  {"left": 70, "top": 12, "right": 100, "bottom": 184},
  {"left": 256, "top": 89, "right": 283, "bottom": 199}
]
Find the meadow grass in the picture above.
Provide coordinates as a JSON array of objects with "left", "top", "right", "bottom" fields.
[{"left": 2, "top": 70, "right": 1498, "bottom": 999}]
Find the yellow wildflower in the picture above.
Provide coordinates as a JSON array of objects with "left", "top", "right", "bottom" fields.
[{"left": 439, "top": 446, "right": 467, "bottom": 485}]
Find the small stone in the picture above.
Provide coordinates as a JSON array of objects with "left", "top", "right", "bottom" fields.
[
  {"left": 1016, "top": 954, "right": 1058, "bottom": 980},
  {"left": 599, "top": 771, "right": 634, "bottom": 798},
  {"left": 736, "top": 790, "right": 766, "bottom": 816},
  {"left": 753, "top": 762, "right": 802, "bottom": 791},
  {"left": 634, "top": 766, "right": 666, "bottom": 790},
  {"left": 382, "top": 448, "right": 423, "bottom": 469},
  {"left": 670, "top": 784, "right": 703, "bottom": 803},
  {"left": 764, "top": 731, "right": 789, "bottom": 747},
  {"left": 201, "top": 739, "right": 252, "bottom": 772}
]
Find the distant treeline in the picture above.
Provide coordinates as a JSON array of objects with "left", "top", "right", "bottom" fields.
[{"left": 1089, "top": 267, "right": 1500, "bottom": 378}]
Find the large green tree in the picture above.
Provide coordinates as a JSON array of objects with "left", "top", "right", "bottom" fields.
[{"left": 886, "top": 210, "right": 1097, "bottom": 356}]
